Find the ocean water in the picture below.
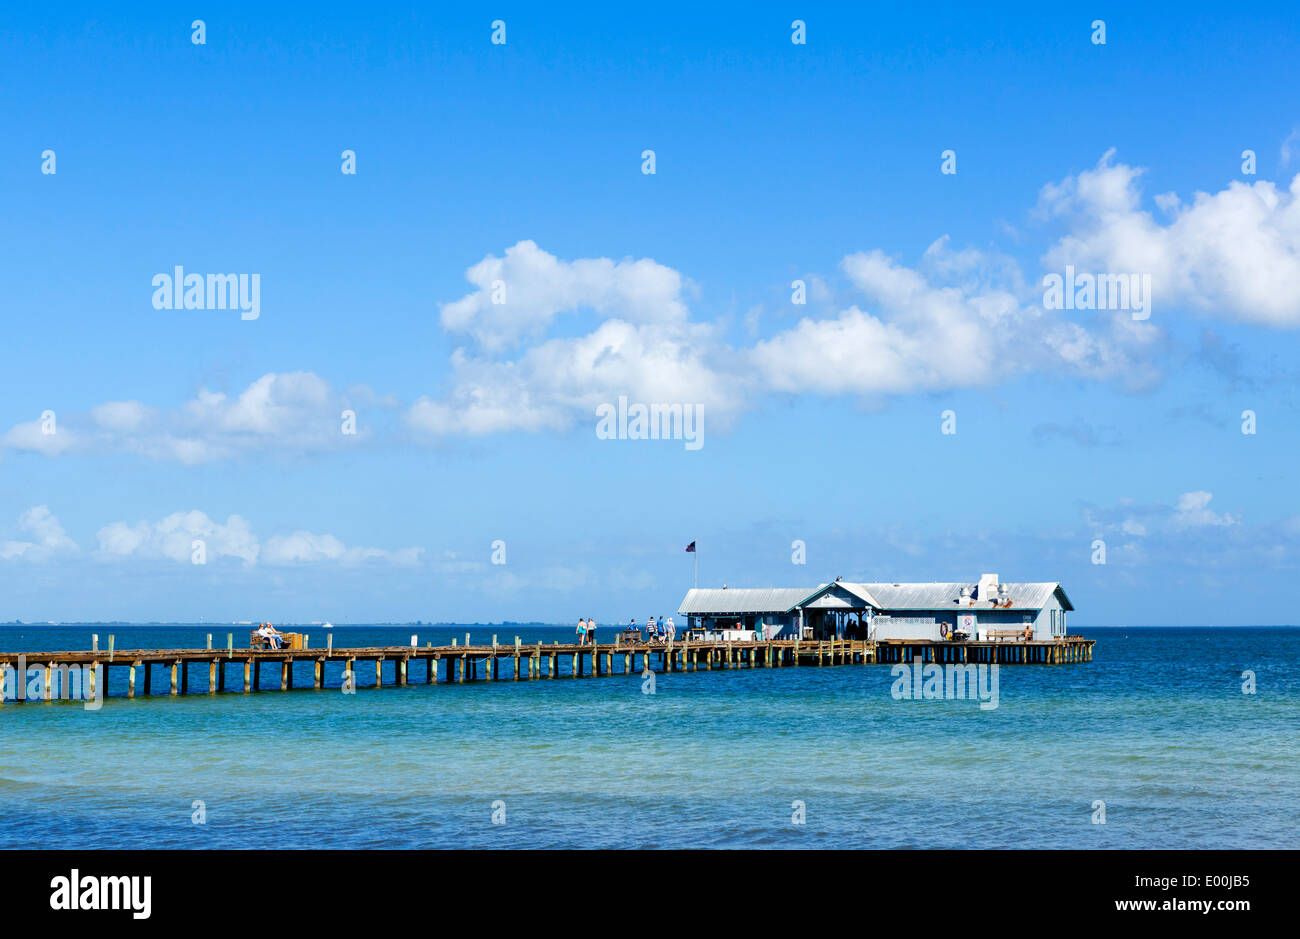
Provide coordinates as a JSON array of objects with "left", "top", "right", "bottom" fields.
[{"left": 0, "top": 625, "right": 1296, "bottom": 849}]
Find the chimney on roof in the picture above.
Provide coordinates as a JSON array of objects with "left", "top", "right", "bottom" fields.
[{"left": 977, "top": 573, "right": 999, "bottom": 602}]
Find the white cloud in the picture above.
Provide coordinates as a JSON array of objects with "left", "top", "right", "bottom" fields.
[
  {"left": 96, "top": 511, "right": 260, "bottom": 564},
  {"left": 408, "top": 319, "right": 740, "bottom": 436},
  {"left": 93, "top": 510, "right": 422, "bottom": 568},
  {"left": 91, "top": 400, "right": 154, "bottom": 432},
  {"left": 439, "top": 239, "right": 691, "bottom": 352},
  {"left": 2, "top": 419, "right": 80, "bottom": 456},
  {"left": 263, "top": 531, "right": 423, "bottom": 567},
  {"left": 1040, "top": 149, "right": 1300, "bottom": 327},
  {"left": 2, "top": 372, "right": 363, "bottom": 464},
  {"left": 1172, "top": 491, "right": 1237, "bottom": 528},
  {"left": 750, "top": 238, "right": 1161, "bottom": 396},
  {"left": 0, "top": 506, "right": 78, "bottom": 561}
]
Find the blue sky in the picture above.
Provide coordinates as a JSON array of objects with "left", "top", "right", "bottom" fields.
[{"left": 2, "top": 2, "right": 1299, "bottom": 625}]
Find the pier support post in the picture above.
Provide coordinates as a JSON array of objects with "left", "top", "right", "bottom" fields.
[
  {"left": 208, "top": 660, "right": 217, "bottom": 693},
  {"left": 376, "top": 659, "right": 383, "bottom": 687},
  {"left": 144, "top": 663, "right": 153, "bottom": 695},
  {"left": 43, "top": 664, "right": 52, "bottom": 700},
  {"left": 170, "top": 662, "right": 179, "bottom": 696},
  {"left": 244, "top": 660, "right": 252, "bottom": 692},
  {"left": 315, "top": 659, "right": 324, "bottom": 689},
  {"left": 128, "top": 664, "right": 137, "bottom": 698}
]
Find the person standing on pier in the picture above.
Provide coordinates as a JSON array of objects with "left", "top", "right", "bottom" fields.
[
  {"left": 587, "top": 618, "right": 596, "bottom": 645},
  {"left": 576, "top": 618, "right": 587, "bottom": 645},
  {"left": 666, "top": 616, "right": 675, "bottom": 641}
]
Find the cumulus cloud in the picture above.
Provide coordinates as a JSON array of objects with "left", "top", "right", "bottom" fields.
[
  {"left": 439, "top": 239, "right": 691, "bottom": 352},
  {"left": 2, "top": 418, "right": 80, "bottom": 457},
  {"left": 94, "top": 511, "right": 422, "bottom": 567},
  {"left": 1172, "top": 490, "right": 1237, "bottom": 528},
  {"left": 408, "top": 319, "right": 740, "bottom": 436},
  {"left": 0, "top": 506, "right": 78, "bottom": 561},
  {"left": 96, "top": 511, "right": 260, "bottom": 564},
  {"left": 2, "top": 372, "right": 365, "bottom": 464},
  {"left": 1040, "top": 149, "right": 1300, "bottom": 327},
  {"left": 750, "top": 238, "right": 1162, "bottom": 396},
  {"left": 1084, "top": 490, "right": 1239, "bottom": 546}
]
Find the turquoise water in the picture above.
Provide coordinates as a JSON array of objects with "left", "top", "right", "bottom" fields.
[{"left": 1, "top": 626, "right": 1296, "bottom": 849}]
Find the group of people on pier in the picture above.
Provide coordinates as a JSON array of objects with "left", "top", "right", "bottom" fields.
[{"left": 575, "top": 617, "right": 676, "bottom": 644}]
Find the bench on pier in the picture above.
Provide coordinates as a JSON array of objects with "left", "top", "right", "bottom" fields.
[
  {"left": 618, "top": 628, "right": 642, "bottom": 644},
  {"left": 250, "top": 630, "right": 304, "bottom": 651},
  {"left": 986, "top": 628, "right": 1032, "bottom": 642}
]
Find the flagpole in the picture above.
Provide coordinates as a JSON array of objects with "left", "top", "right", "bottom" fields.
[{"left": 694, "top": 547, "right": 698, "bottom": 589}]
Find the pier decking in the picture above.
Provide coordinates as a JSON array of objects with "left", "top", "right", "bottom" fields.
[{"left": 0, "top": 634, "right": 1094, "bottom": 702}]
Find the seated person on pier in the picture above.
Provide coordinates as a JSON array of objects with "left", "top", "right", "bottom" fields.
[{"left": 255, "top": 623, "right": 284, "bottom": 650}]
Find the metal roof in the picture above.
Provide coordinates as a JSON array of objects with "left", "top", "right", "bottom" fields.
[
  {"left": 678, "top": 587, "right": 814, "bottom": 615},
  {"left": 793, "top": 581, "right": 883, "bottom": 610},
  {"left": 678, "top": 581, "right": 1072, "bottom": 615},
  {"left": 858, "top": 582, "right": 1072, "bottom": 612}
]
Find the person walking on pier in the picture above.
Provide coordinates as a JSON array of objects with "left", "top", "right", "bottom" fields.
[
  {"left": 666, "top": 616, "right": 676, "bottom": 641},
  {"left": 576, "top": 618, "right": 587, "bottom": 646},
  {"left": 587, "top": 618, "right": 596, "bottom": 645}
]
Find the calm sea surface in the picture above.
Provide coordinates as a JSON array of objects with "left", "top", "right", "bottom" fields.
[{"left": 0, "top": 625, "right": 1296, "bottom": 849}]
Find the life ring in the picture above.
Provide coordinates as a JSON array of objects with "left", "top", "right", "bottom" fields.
[{"left": 939, "top": 622, "right": 951, "bottom": 639}]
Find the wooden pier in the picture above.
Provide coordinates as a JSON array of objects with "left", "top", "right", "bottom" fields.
[{"left": 0, "top": 635, "right": 1095, "bottom": 702}]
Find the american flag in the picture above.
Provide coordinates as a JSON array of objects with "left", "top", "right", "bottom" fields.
[{"left": 684, "top": 541, "right": 695, "bottom": 553}]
